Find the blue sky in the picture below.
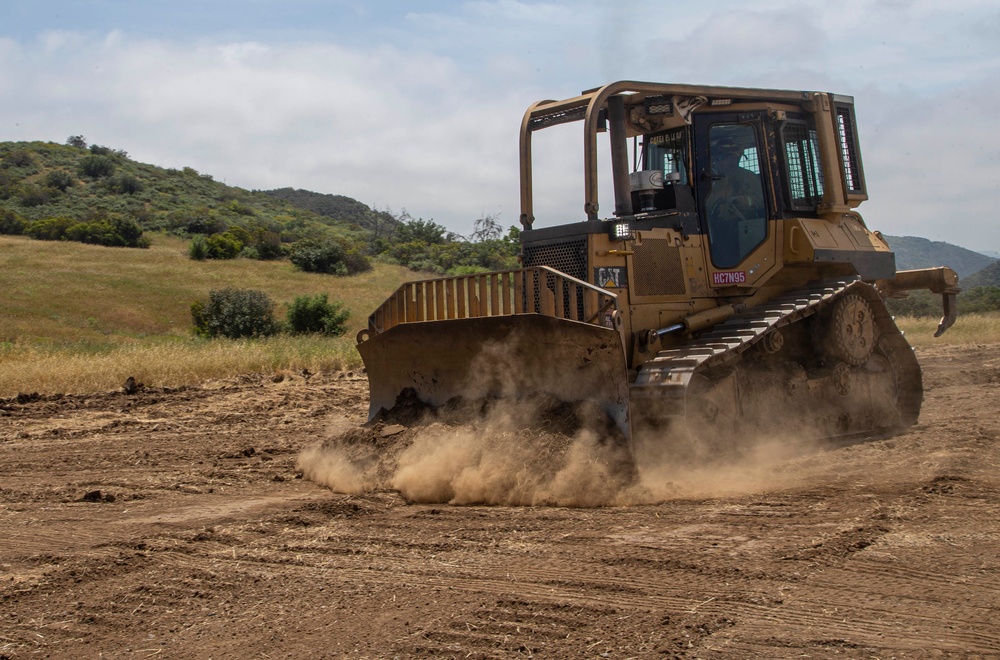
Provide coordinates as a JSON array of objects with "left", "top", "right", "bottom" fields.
[{"left": 2, "top": 0, "right": 999, "bottom": 252}]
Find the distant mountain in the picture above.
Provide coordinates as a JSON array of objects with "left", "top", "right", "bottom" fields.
[
  {"left": 977, "top": 250, "right": 1000, "bottom": 260},
  {"left": 884, "top": 235, "right": 997, "bottom": 279},
  {"left": 961, "top": 261, "right": 1000, "bottom": 288},
  {"left": 263, "top": 188, "right": 398, "bottom": 236}
]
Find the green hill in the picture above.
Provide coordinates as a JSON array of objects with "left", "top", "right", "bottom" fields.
[
  {"left": 0, "top": 140, "right": 370, "bottom": 246},
  {"left": 884, "top": 235, "right": 996, "bottom": 279},
  {"left": 0, "top": 139, "right": 515, "bottom": 276}
]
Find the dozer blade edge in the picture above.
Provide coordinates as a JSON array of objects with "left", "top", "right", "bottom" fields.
[{"left": 357, "top": 314, "right": 632, "bottom": 443}]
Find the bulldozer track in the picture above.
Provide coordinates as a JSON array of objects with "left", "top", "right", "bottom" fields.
[{"left": 633, "top": 277, "right": 923, "bottom": 437}]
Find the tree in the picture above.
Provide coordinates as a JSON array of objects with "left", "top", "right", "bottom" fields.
[
  {"left": 394, "top": 215, "right": 448, "bottom": 244},
  {"left": 471, "top": 213, "right": 502, "bottom": 242},
  {"left": 67, "top": 135, "right": 88, "bottom": 149}
]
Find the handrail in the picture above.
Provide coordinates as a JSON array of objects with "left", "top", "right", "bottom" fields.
[{"left": 363, "top": 266, "right": 618, "bottom": 338}]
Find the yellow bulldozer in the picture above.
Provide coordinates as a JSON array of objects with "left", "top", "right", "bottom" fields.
[{"left": 356, "top": 81, "right": 959, "bottom": 453}]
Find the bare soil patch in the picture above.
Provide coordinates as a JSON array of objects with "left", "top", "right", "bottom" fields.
[{"left": 2, "top": 346, "right": 999, "bottom": 658}]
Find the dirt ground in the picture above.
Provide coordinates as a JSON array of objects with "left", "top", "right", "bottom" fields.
[{"left": 1, "top": 343, "right": 998, "bottom": 658}]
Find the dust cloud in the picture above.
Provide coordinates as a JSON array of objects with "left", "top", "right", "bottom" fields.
[
  {"left": 299, "top": 332, "right": 823, "bottom": 506},
  {"left": 298, "top": 398, "right": 635, "bottom": 507},
  {"left": 297, "top": 401, "right": 818, "bottom": 507}
]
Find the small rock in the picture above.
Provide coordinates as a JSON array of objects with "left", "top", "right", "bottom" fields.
[
  {"left": 381, "top": 424, "right": 406, "bottom": 438},
  {"left": 78, "top": 490, "right": 115, "bottom": 503},
  {"left": 122, "top": 377, "right": 144, "bottom": 395}
]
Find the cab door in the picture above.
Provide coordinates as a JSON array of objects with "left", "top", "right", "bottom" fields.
[{"left": 694, "top": 112, "right": 777, "bottom": 289}]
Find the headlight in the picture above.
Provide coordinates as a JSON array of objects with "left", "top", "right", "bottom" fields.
[{"left": 610, "top": 221, "right": 633, "bottom": 241}]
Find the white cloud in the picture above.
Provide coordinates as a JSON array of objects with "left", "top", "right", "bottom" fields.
[
  {"left": 1, "top": 0, "right": 998, "bottom": 249},
  {"left": 0, "top": 32, "right": 529, "bottom": 233}
]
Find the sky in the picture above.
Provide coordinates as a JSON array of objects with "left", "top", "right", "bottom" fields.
[{"left": 2, "top": 0, "right": 998, "bottom": 252}]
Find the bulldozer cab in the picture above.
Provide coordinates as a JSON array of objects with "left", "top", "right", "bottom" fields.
[{"left": 517, "top": 83, "right": 879, "bottom": 296}]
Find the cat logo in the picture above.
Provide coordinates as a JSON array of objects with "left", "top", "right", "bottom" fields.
[{"left": 595, "top": 266, "right": 627, "bottom": 288}]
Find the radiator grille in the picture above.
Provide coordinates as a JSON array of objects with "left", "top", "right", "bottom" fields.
[
  {"left": 522, "top": 238, "right": 588, "bottom": 280},
  {"left": 633, "top": 239, "right": 685, "bottom": 296},
  {"left": 522, "top": 237, "right": 588, "bottom": 321}
]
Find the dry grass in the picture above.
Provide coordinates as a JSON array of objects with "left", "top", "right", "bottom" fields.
[
  {"left": 895, "top": 313, "right": 1000, "bottom": 347},
  {"left": 1, "top": 234, "right": 995, "bottom": 397},
  {"left": 0, "top": 234, "right": 410, "bottom": 396},
  {"left": 0, "top": 336, "right": 361, "bottom": 396}
]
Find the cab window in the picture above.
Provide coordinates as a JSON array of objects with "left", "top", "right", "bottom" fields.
[{"left": 704, "top": 123, "right": 767, "bottom": 268}]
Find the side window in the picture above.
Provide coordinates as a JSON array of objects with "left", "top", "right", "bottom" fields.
[
  {"left": 835, "top": 103, "right": 866, "bottom": 196},
  {"left": 782, "top": 121, "right": 824, "bottom": 210},
  {"left": 644, "top": 128, "right": 688, "bottom": 184},
  {"left": 704, "top": 124, "right": 767, "bottom": 268}
]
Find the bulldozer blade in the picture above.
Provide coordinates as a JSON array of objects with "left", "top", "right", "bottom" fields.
[{"left": 357, "top": 315, "right": 631, "bottom": 442}]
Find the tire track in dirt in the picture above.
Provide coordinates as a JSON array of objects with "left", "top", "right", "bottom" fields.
[{"left": 2, "top": 354, "right": 999, "bottom": 657}]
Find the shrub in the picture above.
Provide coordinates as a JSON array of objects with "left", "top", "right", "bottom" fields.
[
  {"left": 189, "top": 235, "right": 208, "bottom": 260},
  {"left": 64, "top": 215, "right": 148, "bottom": 248},
  {"left": 65, "top": 220, "right": 112, "bottom": 245},
  {"left": 18, "top": 185, "right": 54, "bottom": 207},
  {"left": 191, "top": 288, "right": 279, "bottom": 339},
  {"left": 44, "top": 170, "right": 75, "bottom": 192},
  {"left": 286, "top": 293, "right": 350, "bottom": 336},
  {"left": 78, "top": 155, "right": 116, "bottom": 178},
  {"left": 3, "top": 149, "right": 35, "bottom": 169},
  {"left": 180, "top": 212, "right": 227, "bottom": 236},
  {"left": 960, "top": 286, "right": 1000, "bottom": 314},
  {"left": 0, "top": 209, "right": 27, "bottom": 235},
  {"left": 289, "top": 237, "right": 371, "bottom": 275},
  {"left": 27, "top": 216, "right": 75, "bottom": 241},
  {"left": 252, "top": 229, "right": 283, "bottom": 260},
  {"left": 108, "top": 215, "right": 146, "bottom": 247},
  {"left": 226, "top": 200, "right": 255, "bottom": 216},
  {"left": 204, "top": 232, "right": 243, "bottom": 259},
  {"left": 89, "top": 144, "right": 127, "bottom": 159},
  {"left": 289, "top": 238, "right": 345, "bottom": 274},
  {"left": 105, "top": 173, "right": 143, "bottom": 194},
  {"left": 0, "top": 171, "right": 18, "bottom": 200},
  {"left": 407, "top": 258, "right": 445, "bottom": 275}
]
